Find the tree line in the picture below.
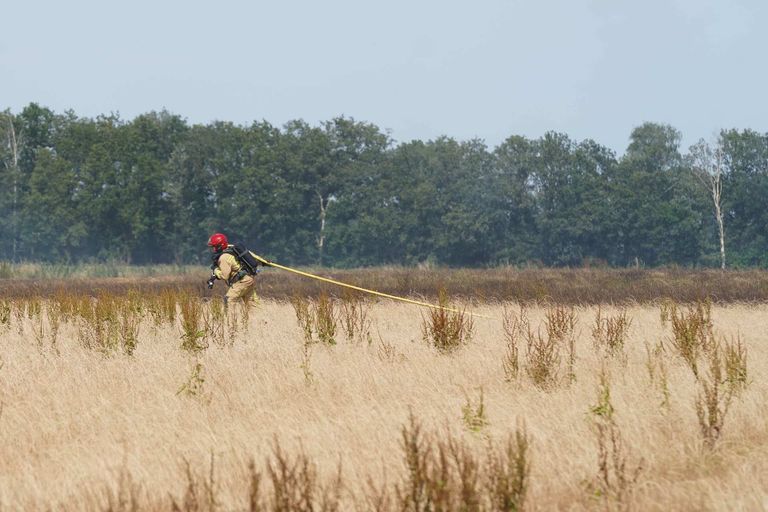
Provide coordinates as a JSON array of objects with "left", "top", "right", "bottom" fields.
[{"left": 1, "top": 103, "right": 767, "bottom": 268}]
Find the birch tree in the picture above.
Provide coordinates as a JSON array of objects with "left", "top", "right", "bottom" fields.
[
  {"left": 1, "top": 111, "right": 21, "bottom": 261},
  {"left": 689, "top": 138, "right": 726, "bottom": 270}
]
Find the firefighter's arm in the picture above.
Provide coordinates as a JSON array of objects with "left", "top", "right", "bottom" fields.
[{"left": 214, "top": 254, "right": 231, "bottom": 280}]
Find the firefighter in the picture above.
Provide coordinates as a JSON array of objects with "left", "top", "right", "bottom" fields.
[{"left": 207, "top": 233, "right": 258, "bottom": 308}]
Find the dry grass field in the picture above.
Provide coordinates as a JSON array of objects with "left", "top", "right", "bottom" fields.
[{"left": 0, "top": 276, "right": 767, "bottom": 510}]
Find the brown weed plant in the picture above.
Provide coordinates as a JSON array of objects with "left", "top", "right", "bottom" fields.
[
  {"left": 644, "top": 341, "right": 671, "bottom": 409},
  {"left": 167, "top": 440, "right": 344, "bottom": 512},
  {"left": 461, "top": 387, "right": 489, "bottom": 433},
  {"left": 421, "top": 289, "right": 474, "bottom": 353},
  {"left": 502, "top": 305, "right": 529, "bottom": 382},
  {"left": 176, "top": 362, "right": 206, "bottom": 399},
  {"left": 663, "top": 300, "right": 715, "bottom": 378},
  {"left": 592, "top": 307, "right": 632, "bottom": 358},
  {"left": 313, "top": 291, "right": 337, "bottom": 346},
  {"left": 588, "top": 368, "right": 643, "bottom": 510},
  {"left": 339, "top": 289, "right": 372, "bottom": 344},
  {"left": 290, "top": 294, "right": 314, "bottom": 345},
  {"left": 76, "top": 294, "right": 141, "bottom": 355},
  {"left": 264, "top": 440, "right": 343, "bottom": 512},
  {"left": 695, "top": 340, "right": 737, "bottom": 450},
  {"left": 180, "top": 294, "right": 208, "bottom": 353},
  {"left": 521, "top": 306, "right": 578, "bottom": 390},
  {"left": 396, "top": 412, "right": 531, "bottom": 511},
  {"left": 723, "top": 335, "right": 748, "bottom": 394},
  {"left": 546, "top": 305, "right": 578, "bottom": 384},
  {"left": 171, "top": 452, "right": 220, "bottom": 512},
  {"left": 0, "top": 300, "right": 11, "bottom": 330}
]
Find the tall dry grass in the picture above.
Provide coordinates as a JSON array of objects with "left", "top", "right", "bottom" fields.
[{"left": 0, "top": 292, "right": 767, "bottom": 510}]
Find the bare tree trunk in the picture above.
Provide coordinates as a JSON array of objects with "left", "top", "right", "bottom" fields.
[
  {"left": 4, "top": 115, "right": 20, "bottom": 261},
  {"left": 691, "top": 139, "right": 727, "bottom": 271},
  {"left": 316, "top": 191, "right": 329, "bottom": 267},
  {"left": 712, "top": 149, "right": 725, "bottom": 270}
]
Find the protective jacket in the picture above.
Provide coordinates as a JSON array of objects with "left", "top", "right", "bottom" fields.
[
  {"left": 211, "top": 246, "right": 258, "bottom": 306},
  {"left": 213, "top": 251, "right": 243, "bottom": 284}
]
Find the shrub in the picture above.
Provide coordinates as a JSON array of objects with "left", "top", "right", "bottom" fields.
[
  {"left": 461, "top": 387, "right": 489, "bottom": 433},
  {"left": 180, "top": 295, "right": 207, "bottom": 353},
  {"left": 502, "top": 305, "right": 528, "bottom": 382},
  {"left": 290, "top": 294, "right": 314, "bottom": 345},
  {"left": 264, "top": 439, "right": 342, "bottom": 512},
  {"left": 723, "top": 335, "right": 748, "bottom": 395},
  {"left": 421, "top": 289, "right": 473, "bottom": 353},
  {"left": 665, "top": 300, "right": 714, "bottom": 377},
  {"left": 313, "top": 291, "right": 337, "bottom": 346},
  {"left": 176, "top": 362, "right": 206, "bottom": 399},
  {"left": 695, "top": 341, "right": 736, "bottom": 450},
  {"left": 524, "top": 327, "right": 561, "bottom": 390},
  {"left": 486, "top": 427, "right": 531, "bottom": 512},
  {"left": 546, "top": 305, "right": 577, "bottom": 384},
  {"left": 588, "top": 368, "right": 643, "bottom": 510},
  {"left": 339, "top": 289, "right": 372, "bottom": 344},
  {"left": 643, "top": 341, "right": 670, "bottom": 409},
  {"left": 592, "top": 307, "right": 632, "bottom": 358},
  {"left": 396, "top": 412, "right": 531, "bottom": 511}
]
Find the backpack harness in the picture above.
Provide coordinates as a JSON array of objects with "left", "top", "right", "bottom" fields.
[{"left": 211, "top": 242, "right": 262, "bottom": 286}]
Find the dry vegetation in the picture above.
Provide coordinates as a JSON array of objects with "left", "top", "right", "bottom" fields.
[
  {"left": 5, "top": 265, "right": 768, "bottom": 303},
  {"left": 1, "top": 271, "right": 767, "bottom": 510}
]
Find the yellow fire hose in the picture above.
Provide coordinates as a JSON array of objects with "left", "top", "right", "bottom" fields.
[{"left": 251, "top": 254, "right": 491, "bottom": 319}]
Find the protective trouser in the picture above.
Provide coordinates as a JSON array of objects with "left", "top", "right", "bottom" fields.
[{"left": 224, "top": 274, "right": 258, "bottom": 307}]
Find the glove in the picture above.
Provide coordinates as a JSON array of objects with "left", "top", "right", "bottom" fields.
[{"left": 206, "top": 269, "right": 218, "bottom": 289}]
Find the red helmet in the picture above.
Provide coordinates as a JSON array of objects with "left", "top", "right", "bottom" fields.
[{"left": 207, "top": 233, "right": 228, "bottom": 252}]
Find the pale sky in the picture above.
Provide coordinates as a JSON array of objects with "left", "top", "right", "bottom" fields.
[{"left": 2, "top": 0, "right": 766, "bottom": 155}]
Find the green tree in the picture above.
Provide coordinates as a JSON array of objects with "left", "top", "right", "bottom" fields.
[
  {"left": 20, "top": 149, "right": 86, "bottom": 260},
  {"left": 321, "top": 118, "right": 392, "bottom": 266},
  {"left": 529, "top": 133, "right": 615, "bottom": 265},
  {"left": 0, "top": 110, "right": 22, "bottom": 261},
  {"left": 491, "top": 135, "right": 538, "bottom": 264},
  {"left": 607, "top": 123, "right": 707, "bottom": 266},
  {"left": 720, "top": 129, "right": 768, "bottom": 266}
]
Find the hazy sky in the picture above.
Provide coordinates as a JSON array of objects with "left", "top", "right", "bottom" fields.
[{"left": 2, "top": 0, "right": 766, "bottom": 154}]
